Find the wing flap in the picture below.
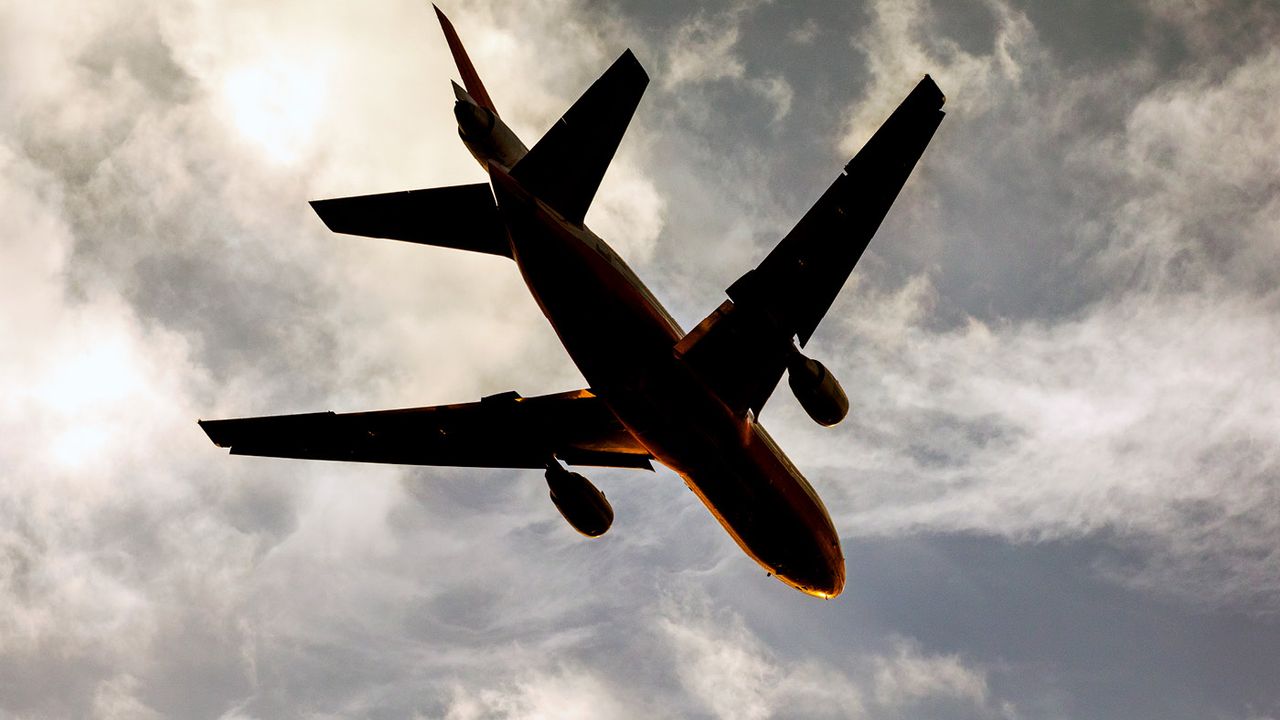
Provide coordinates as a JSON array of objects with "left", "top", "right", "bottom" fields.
[
  {"left": 310, "top": 183, "right": 511, "bottom": 258},
  {"left": 199, "top": 389, "right": 652, "bottom": 470},
  {"left": 510, "top": 49, "right": 648, "bottom": 225}
]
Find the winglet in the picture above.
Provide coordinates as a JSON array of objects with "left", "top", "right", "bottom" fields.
[{"left": 434, "top": 4, "right": 498, "bottom": 115}]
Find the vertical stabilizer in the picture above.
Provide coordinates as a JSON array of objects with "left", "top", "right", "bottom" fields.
[{"left": 434, "top": 4, "right": 498, "bottom": 115}]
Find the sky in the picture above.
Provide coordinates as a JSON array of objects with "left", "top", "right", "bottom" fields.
[{"left": 2, "top": 0, "right": 1278, "bottom": 717}]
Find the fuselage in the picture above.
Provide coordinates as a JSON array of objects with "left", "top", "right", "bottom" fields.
[
  {"left": 485, "top": 159, "right": 844, "bottom": 598},
  {"left": 453, "top": 97, "right": 844, "bottom": 597}
]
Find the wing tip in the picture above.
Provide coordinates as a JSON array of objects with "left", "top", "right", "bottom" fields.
[
  {"left": 198, "top": 418, "right": 231, "bottom": 448},
  {"left": 308, "top": 197, "right": 355, "bottom": 235},
  {"left": 915, "top": 74, "right": 945, "bottom": 110},
  {"left": 619, "top": 48, "right": 649, "bottom": 85}
]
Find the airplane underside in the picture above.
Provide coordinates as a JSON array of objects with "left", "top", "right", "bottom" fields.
[
  {"left": 198, "top": 5, "right": 944, "bottom": 599},
  {"left": 490, "top": 164, "right": 845, "bottom": 596}
]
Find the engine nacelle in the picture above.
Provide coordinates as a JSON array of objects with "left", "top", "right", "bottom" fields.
[
  {"left": 454, "top": 100, "right": 497, "bottom": 141},
  {"left": 545, "top": 465, "right": 614, "bottom": 538},
  {"left": 787, "top": 354, "right": 849, "bottom": 427}
]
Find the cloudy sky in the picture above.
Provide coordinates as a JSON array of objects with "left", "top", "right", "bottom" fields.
[{"left": 3, "top": 0, "right": 1279, "bottom": 717}]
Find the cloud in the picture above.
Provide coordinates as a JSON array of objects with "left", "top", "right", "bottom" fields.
[
  {"left": 441, "top": 666, "right": 629, "bottom": 720},
  {"left": 657, "top": 590, "right": 1018, "bottom": 720},
  {"left": 661, "top": 3, "right": 794, "bottom": 123},
  {"left": 1099, "top": 49, "right": 1280, "bottom": 293},
  {"left": 663, "top": 12, "right": 747, "bottom": 89},
  {"left": 4, "top": 0, "right": 1280, "bottom": 716},
  {"left": 788, "top": 18, "right": 821, "bottom": 46},
  {"left": 871, "top": 639, "right": 991, "bottom": 712},
  {"left": 657, "top": 592, "right": 849, "bottom": 719},
  {"left": 584, "top": 157, "right": 667, "bottom": 264},
  {"left": 841, "top": 0, "right": 1038, "bottom": 156},
  {"left": 92, "top": 674, "right": 163, "bottom": 720},
  {"left": 792, "top": 277, "right": 1280, "bottom": 611}
]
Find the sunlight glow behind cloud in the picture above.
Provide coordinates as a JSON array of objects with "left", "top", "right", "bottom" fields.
[{"left": 220, "top": 58, "right": 329, "bottom": 165}]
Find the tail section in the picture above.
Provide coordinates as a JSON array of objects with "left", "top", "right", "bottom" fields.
[
  {"left": 434, "top": 4, "right": 497, "bottom": 115},
  {"left": 510, "top": 49, "right": 649, "bottom": 226}
]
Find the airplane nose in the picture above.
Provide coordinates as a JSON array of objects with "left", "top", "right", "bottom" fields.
[
  {"left": 803, "top": 536, "right": 846, "bottom": 598},
  {"left": 776, "top": 547, "right": 845, "bottom": 599},
  {"left": 793, "top": 557, "right": 843, "bottom": 598},
  {"left": 815, "top": 558, "right": 846, "bottom": 599}
]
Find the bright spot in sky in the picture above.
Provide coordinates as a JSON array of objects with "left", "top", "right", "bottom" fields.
[
  {"left": 221, "top": 59, "right": 328, "bottom": 165},
  {"left": 50, "top": 424, "right": 112, "bottom": 470},
  {"left": 36, "top": 337, "right": 142, "bottom": 416},
  {"left": 34, "top": 334, "right": 144, "bottom": 468}
]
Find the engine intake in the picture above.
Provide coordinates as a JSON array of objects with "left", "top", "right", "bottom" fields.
[
  {"left": 788, "top": 354, "right": 849, "bottom": 427},
  {"left": 545, "top": 464, "right": 614, "bottom": 537}
]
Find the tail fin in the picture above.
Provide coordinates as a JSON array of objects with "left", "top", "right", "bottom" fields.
[
  {"left": 511, "top": 49, "right": 648, "bottom": 226},
  {"left": 434, "top": 4, "right": 497, "bottom": 114}
]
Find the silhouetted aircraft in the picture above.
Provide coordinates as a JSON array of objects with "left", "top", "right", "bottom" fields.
[{"left": 200, "top": 5, "right": 944, "bottom": 598}]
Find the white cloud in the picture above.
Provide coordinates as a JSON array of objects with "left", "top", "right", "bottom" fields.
[
  {"left": 871, "top": 639, "right": 990, "bottom": 710},
  {"left": 661, "top": 3, "right": 794, "bottom": 123},
  {"left": 1101, "top": 50, "right": 1280, "bottom": 292},
  {"left": 841, "top": 0, "right": 1037, "bottom": 155},
  {"left": 585, "top": 157, "right": 667, "bottom": 264},
  {"left": 659, "top": 591, "right": 863, "bottom": 719},
  {"left": 442, "top": 667, "right": 629, "bottom": 720},
  {"left": 788, "top": 18, "right": 821, "bottom": 46},
  {"left": 663, "top": 14, "right": 747, "bottom": 90},
  {"left": 657, "top": 590, "right": 1018, "bottom": 720},
  {"left": 92, "top": 674, "right": 163, "bottom": 720},
  {"left": 791, "top": 280, "right": 1280, "bottom": 612}
]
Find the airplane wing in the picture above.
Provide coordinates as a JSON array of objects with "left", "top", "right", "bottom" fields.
[
  {"left": 727, "top": 75, "right": 945, "bottom": 347},
  {"left": 510, "top": 49, "right": 648, "bottom": 225},
  {"left": 310, "top": 183, "right": 512, "bottom": 258},
  {"left": 199, "top": 389, "right": 654, "bottom": 470},
  {"left": 677, "top": 76, "right": 945, "bottom": 417}
]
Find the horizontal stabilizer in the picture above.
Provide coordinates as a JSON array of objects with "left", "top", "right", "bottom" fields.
[
  {"left": 200, "top": 389, "right": 653, "bottom": 470},
  {"left": 728, "top": 75, "right": 945, "bottom": 347},
  {"left": 511, "top": 49, "right": 648, "bottom": 225},
  {"left": 310, "top": 183, "right": 511, "bottom": 258}
]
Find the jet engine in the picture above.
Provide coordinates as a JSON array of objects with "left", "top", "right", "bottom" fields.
[
  {"left": 787, "top": 354, "right": 849, "bottom": 427},
  {"left": 545, "top": 464, "right": 614, "bottom": 537},
  {"left": 454, "top": 99, "right": 496, "bottom": 141}
]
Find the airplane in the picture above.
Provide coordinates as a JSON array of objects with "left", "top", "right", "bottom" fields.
[{"left": 199, "top": 5, "right": 945, "bottom": 598}]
